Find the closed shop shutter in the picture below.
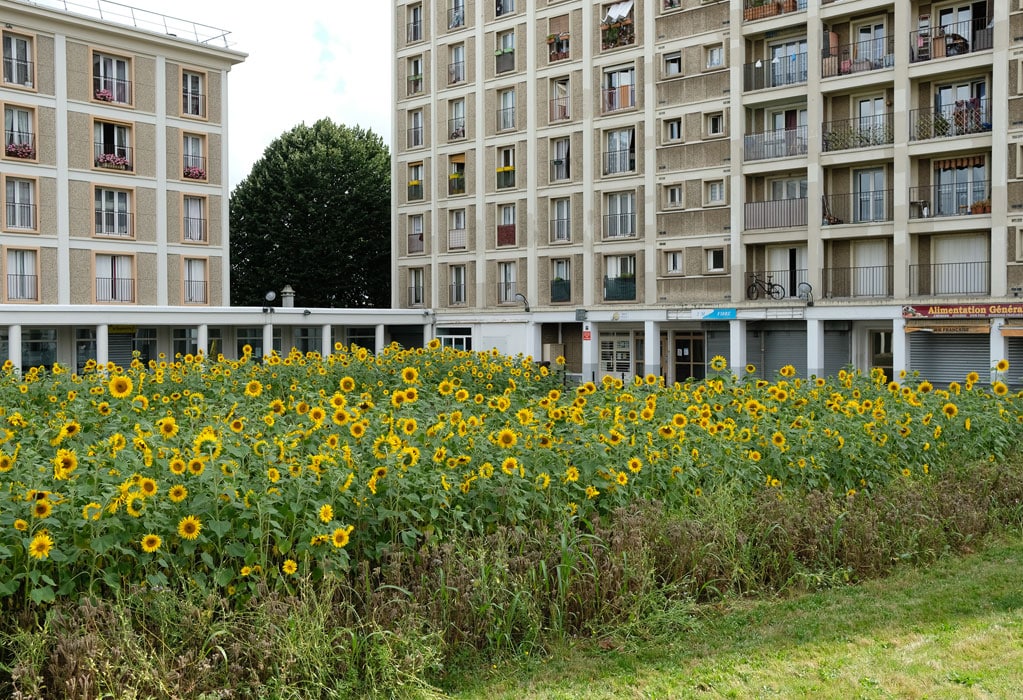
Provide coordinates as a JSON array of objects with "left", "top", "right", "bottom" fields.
[
  {"left": 764, "top": 330, "right": 807, "bottom": 377},
  {"left": 823, "top": 331, "right": 850, "bottom": 379},
  {"left": 706, "top": 329, "right": 730, "bottom": 368},
  {"left": 909, "top": 333, "right": 989, "bottom": 386},
  {"left": 1005, "top": 338, "right": 1023, "bottom": 389},
  {"left": 109, "top": 333, "right": 134, "bottom": 368}
]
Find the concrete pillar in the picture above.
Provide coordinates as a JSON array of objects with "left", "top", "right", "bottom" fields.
[
  {"left": 8, "top": 325, "right": 22, "bottom": 371},
  {"left": 262, "top": 323, "right": 274, "bottom": 359},
  {"left": 643, "top": 320, "right": 660, "bottom": 377},
  {"left": 991, "top": 320, "right": 1008, "bottom": 370},
  {"left": 806, "top": 318, "right": 824, "bottom": 378},
  {"left": 375, "top": 324, "right": 386, "bottom": 354},
  {"left": 197, "top": 324, "right": 208, "bottom": 358},
  {"left": 525, "top": 320, "right": 541, "bottom": 361},
  {"left": 581, "top": 321, "right": 599, "bottom": 382},
  {"left": 96, "top": 323, "right": 108, "bottom": 367},
  {"left": 728, "top": 319, "right": 746, "bottom": 374},
  {"left": 892, "top": 316, "right": 907, "bottom": 381},
  {"left": 321, "top": 324, "right": 333, "bottom": 357}
]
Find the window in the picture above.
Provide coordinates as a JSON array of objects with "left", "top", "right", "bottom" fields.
[
  {"left": 498, "top": 261, "right": 517, "bottom": 302},
  {"left": 931, "top": 235, "right": 988, "bottom": 295},
  {"left": 408, "top": 267, "right": 425, "bottom": 306},
  {"left": 4, "top": 177, "right": 35, "bottom": 230},
  {"left": 551, "top": 197, "right": 571, "bottom": 242},
  {"left": 664, "top": 117, "right": 682, "bottom": 142},
  {"left": 767, "top": 39, "right": 808, "bottom": 88},
  {"left": 449, "top": 98, "right": 465, "bottom": 139},
  {"left": 496, "top": 0, "right": 514, "bottom": 17},
  {"left": 407, "top": 3, "right": 423, "bottom": 43},
  {"left": 449, "top": 154, "right": 466, "bottom": 195},
  {"left": 604, "top": 255, "right": 636, "bottom": 301},
  {"left": 605, "top": 191, "right": 636, "bottom": 238},
  {"left": 449, "top": 44, "right": 465, "bottom": 83},
  {"left": 92, "top": 51, "right": 132, "bottom": 104},
  {"left": 498, "top": 89, "right": 515, "bottom": 131},
  {"left": 182, "top": 70, "right": 205, "bottom": 117},
  {"left": 449, "top": 208, "right": 467, "bottom": 249},
  {"left": 706, "top": 248, "right": 725, "bottom": 272},
  {"left": 449, "top": 0, "right": 466, "bottom": 29},
  {"left": 183, "top": 195, "right": 207, "bottom": 243},
  {"left": 854, "top": 168, "right": 887, "bottom": 223},
  {"left": 497, "top": 146, "right": 515, "bottom": 189},
  {"left": 2, "top": 32, "right": 33, "bottom": 87},
  {"left": 408, "top": 109, "right": 424, "bottom": 148},
  {"left": 771, "top": 176, "right": 808, "bottom": 201},
  {"left": 603, "top": 66, "right": 635, "bottom": 113},
  {"left": 183, "top": 133, "right": 206, "bottom": 180},
  {"left": 408, "top": 162, "right": 423, "bottom": 200},
  {"left": 496, "top": 31, "right": 515, "bottom": 73},
  {"left": 601, "top": 2, "right": 636, "bottom": 50},
  {"left": 551, "top": 258, "right": 571, "bottom": 301},
  {"left": 666, "top": 251, "right": 683, "bottom": 274},
  {"left": 498, "top": 203, "right": 516, "bottom": 246},
  {"left": 95, "top": 187, "right": 132, "bottom": 237},
  {"left": 407, "top": 56, "right": 423, "bottom": 95},
  {"left": 548, "top": 14, "right": 570, "bottom": 61},
  {"left": 603, "top": 127, "right": 635, "bottom": 175},
  {"left": 450, "top": 264, "right": 466, "bottom": 305},
  {"left": 184, "top": 258, "right": 207, "bottom": 304},
  {"left": 664, "top": 51, "right": 682, "bottom": 77},
  {"left": 706, "top": 45, "right": 724, "bottom": 69},
  {"left": 4, "top": 104, "right": 35, "bottom": 159},
  {"left": 437, "top": 326, "right": 472, "bottom": 351},
  {"left": 408, "top": 214, "right": 424, "bottom": 254},
  {"left": 705, "top": 180, "right": 725, "bottom": 205},
  {"left": 665, "top": 184, "right": 683, "bottom": 208},
  {"left": 93, "top": 120, "right": 132, "bottom": 170},
  {"left": 5, "top": 248, "right": 37, "bottom": 301},
  {"left": 933, "top": 155, "right": 987, "bottom": 217},
  {"left": 95, "top": 253, "right": 135, "bottom": 302},
  {"left": 551, "top": 137, "right": 570, "bottom": 181},
  {"left": 550, "top": 77, "right": 570, "bottom": 121},
  {"left": 706, "top": 112, "right": 725, "bottom": 137}
]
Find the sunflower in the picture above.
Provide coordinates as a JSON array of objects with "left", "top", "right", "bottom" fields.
[
  {"left": 169, "top": 457, "right": 187, "bottom": 475},
  {"left": 496, "top": 428, "right": 518, "bottom": 448},
  {"left": 32, "top": 499, "right": 53, "bottom": 519},
  {"left": 501, "top": 457, "right": 518, "bottom": 475},
  {"left": 97, "top": 401, "right": 111, "bottom": 416},
  {"left": 401, "top": 366, "right": 419, "bottom": 384},
  {"left": 748, "top": 450, "right": 762, "bottom": 462},
  {"left": 373, "top": 466, "right": 388, "bottom": 480},
  {"left": 52, "top": 449, "right": 78, "bottom": 480},
  {"left": 564, "top": 465, "right": 580, "bottom": 483},
  {"left": 14, "top": 518, "right": 28, "bottom": 531},
  {"left": 339, "top": 376, "right": 356, "bottom": 392},
  {"left": 535, "top": 472, "right": 551, "bottom": 490},
  {"left": 187, "top": 458, "right": 205, "bottom": 476},
  {"left": 108, "top": 375, "right": 134, "bottom": 399},
  {"left": 993, "top": 381, "right": 1009, "bottom": 397},
  {"left": 229, "top": 418, "right": 245, "bottom": 433},
  {"left": 141, "top": 534, "right": 162, "bottom": 553},
  {"left": 319, "top": 503, "right": 334, "bottom": 523},
  {"left": 28, "top": 532, "right": 53, "bottom": 560},
  {"left": 585, "top": 485, "right": 600, "bottom": 499},
  {"left": 616, "top": 471, "right": 629, "bottom": 486},
  {"left": 438, "top": 380, "right": 454, "bottom": 396},
  {"left": 331, "top": 525, "right": 354, "bottom": 548},
  {"left": 996, "top": 359, "right": 1010, "bottom": 373},
  {"left": 745, "top": 363, "right": 757, "bottom": 374},
  {"left": 244, "top": 380, "right": 263, "bottom": 397},
  {"left": 177, "top": 515, "right": 202, "bottom": 540},
  {"left": 779, "top": 364, "right": 796, "bottom": 378},
  {"left": 139, "top": 477, "right": 158, "bottom": 497},
  {"left": 942, "top": 402, "right": 958, "bottom": 419},
  {"left": 168, "top": 484, "right": 188, "bottom": 503},
  {"left": 627, "top": 457, "right": 643, "bottom": 473},
  {"left": 771, "top": 431, "right": 786, "bottom": 448},
  {"left": 709, "top": 355, "right": 727, "bottom": 372},
  {"left": 281, "top": 559, "right": 298, "bottom": 575}
]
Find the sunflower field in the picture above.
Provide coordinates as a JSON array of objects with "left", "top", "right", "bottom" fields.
[{"left": 1, "top": 342, "right": 1021, "bottom": 606}]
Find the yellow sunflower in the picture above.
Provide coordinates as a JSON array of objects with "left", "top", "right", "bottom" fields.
[
  {"left": 177, "top": 515, "right": 202, "bottom": 540},
  {"left": 319, "top": 504, "right": 334, "bottom": 523},
  {"left": 108, "top": 375, "right": 134, "bottom": 399},
  {"left": 168, "top": 484, "right": 188, "bottom": 503},
  {"left": 29, "top": 532, "right": 54, "bottom": 560},
  {"left": 281, "top": 559, "right": 298, "bottom": 575},
  {"left": 141, "top": 534, "right": 162, "bottom": 553},
  {"left": 331, "top": 525, "right": 354, "bottom": 548},
  {"left": 496, "top": 428, "right": 518, "bottom": 448}
]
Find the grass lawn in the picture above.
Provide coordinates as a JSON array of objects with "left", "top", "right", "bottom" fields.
[{"left": 447, "top": 536, "right": 1023, "bottom": 699}]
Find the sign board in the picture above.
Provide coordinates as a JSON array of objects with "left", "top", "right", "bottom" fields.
[
  {"left": 582, "top": 330, "right": 592, "bottom": 341},
  {"left": 109, "top": 325, "right": 137, "bottom": 334},
  {"left": 902, "top": 303, "right": 1023, "bottom": 319},
  {"left": 691, "top": 308, "right": 737, "bottom": 320}
]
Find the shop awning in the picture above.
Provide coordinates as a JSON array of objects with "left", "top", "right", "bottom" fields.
[{"left": 905, "top": 319, "right": 990, "bottom": 334}]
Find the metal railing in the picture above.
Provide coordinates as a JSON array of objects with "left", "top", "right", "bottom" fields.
[
  {"left": 407, "top": 286, "right": 425, "bottom": 306},
  {"left": 550, "top": 157, "right": 570, "bottom": 181},
  {"left": 743, "top": 126, "right": 807, "bottom": 161},
  {"left": 822, "top": 34, "right": 894, "bottom": 76},
  {"left": 94, "top": 143, "right": 133, "bottom": 170},
  {"left": 93, "top": 75, "right": 132, "bottom": 103},
  {"left": 908, "top": 181, "right": 990, "bottom": 219},
  {"left": 910, "top": 99, "right": 991, "bottom": 141},
  {"left": 747, "top": 268, "right": 809, "bottom": 298},
  {"left": 496, "top": 169, "right": 515, "bottom": 189},
  {"left": 183, "top": 279, "right": 207, "bottom": 304},
  {"left": 744, "top": 197, "right": 807, "bottom": 230},
  {"left": 5, "top": 202, "right": 36, "bottom": 229},
  {"left": 182, "top": 154, "right": 206, "bottom": 179},
  {"left": 603, "top": 276, "right": 636, "bottom": 301},
  {"left": 448, "top": 4, "right": 465, "bottom": 29},
  {"left": 497, "top": 223, "right": 516, "bottom": 246},
  {"left": 2, "top": 57, "right": 33, "bottom": 86},
  {"left": 96, "top": 277, "right": 135, "bottom": 303},
  {"left": 407, "top": 20, "right": 422, "bottom": 43},
  {"left": 448, "top": 228, "right": 467, "bottom": 249},
  {"left": 497, "top": 106, "right": 515, "bottom": 131},
  {"left": 497, "top": 281, "right": 518, "bottom": 303},
  {"left": 550, "top": 218, "right": 570, "bottom": 242},
  {"left": 449, "top": 283, "right": 466, "bottom": 305},
  {"left": 182, "top": 91, "right": 206, "bottom": 118},
  {"left": 743, "top": 0, "right": 807, "bottom": 22},
  {"left": 496, "top": 51, "right": 515, "bottom": 74},
  {"left": 600, "top": 20, "right": 635, "bottom": 51},
  {"left": 448, "top": 173, "right": 465, "bottom": 195},
  {"left": 448, "top": 61, "right": 464, "bottom": 83},
  {"left": 549, "top": 96, "right": 570, "bottom": 121},
  {"left": 7, "top": 273, "right": 37, "bottom": 301},
  {"left": 743, "top": 53, "right": 808, "bottom": 91},
  {"left": 603, "top": 213, "right": 636, "bottom": 239},
  {"left": 406, "top": 126, "right": 423, "bottom": 149},
  {"left": 95, "top": 210, "right": 133, "bottom": 236},
  {"left": 407, "top": 232, "right": 424, "bottom": 254},
  {"left": 821, "top": 189, "right": 893, "bottom": 225},
  {"left": 551, "top": 278, "right": 571, "bottom": 302},
  {"left": 407, "top": 182, "right": 423, "bottom": 200},
  {"left": 822, "top": 114, "right": 893, "bottom": 151},
  {"left": 601, "top": 85, "right": 635, "bottom": 113},
  {"left": 448, "top": 117, "right": 465, "bottom": 140},
  {"left": 406, "top": 76, "right": 423, "bottom": 95},
  {"left": 909, "top": 261, "right": 990, "bottom": 296},
  {"left": 822, "top": 265, "right": 892, "bottom": 299},
  {"left": 910, "top": 16, "right": 993, "bottom": 63},
  {"left": 184, "top": 217, "right": 207, "bottom": 242},
  {"left": 603, "top": 148, "right": 635, "bottom": 175},
  {"left": 4, "top": 132, "right": 36, "bottom": 159}
]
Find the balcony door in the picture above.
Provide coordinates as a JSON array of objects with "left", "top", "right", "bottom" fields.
[
  {"left": 769, "top": 108, "right": 806, "bottom": 157},
  {"left": 934, "top": 156, "right": 986, "bottom": 217},
  {"left": 856, "top": 21, "right": 886, "bottom": 63},
  {"left": 767, "top": 244, "right": 807, "bottom": 297},
  {"left": 854, "top": 168, "right": 886, "bottom": 222},
  {"left": 769, "top": 39, "right": 807, "bottom": 87},
  {"left": 932, "top": 233, "right": 987, "bottom": 295},
  {"left": 853, "top": 239, "right": 888, "bottom": 296}
]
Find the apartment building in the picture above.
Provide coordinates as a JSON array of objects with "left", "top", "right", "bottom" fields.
[{"left": 392, "top": 0, "right": 1023, "bottom": 386}]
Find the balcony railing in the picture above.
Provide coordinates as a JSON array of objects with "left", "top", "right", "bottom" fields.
[
  {"left": 449, "top": 283, "right": 466, "bottom": 305},
  {"left": 821, "top": 189, "right": 893, "bottom": 225},
  {"left": 408, "top": 286, "right": 425, "bottom": 306},
  {"left": 601, "top": 85, "right": 635, "bottom": 113},
  {"left": 910, "top": 99, "right": 991, "bottom": 141},
  {"left": 3, "top": 57, "right": 33, "bottom": 87},
  {"left": 822, "top": 114, "right": 893, "bottom": 152},
  {"left": 603, "top": 213, "right": 636, "bottom": 239},
  {"left": 822, "top": 34, "right": 894, "bottom": 77},
  {"left": 550, "top": 217, "right": 570, "bottom": 242},
  {"left": 448, "top": 228, "right": 467, "bottom": 249},
  {"left": 93, "top": 76, "right": 132, "bottom": 104},
  {"left": 497, "top": 281, "right": 517, "bottom": 303},
  {"left": 407, "top": 232, "right": 424, "bottom": 254},
  {"left": 910, "top": 17, "right": 993, "bottom": 63},
  {"left": 743, "top": 53, "right": 808, "bottom": 91},
  {"left": 548, "top": 36, "right": 570, "bottom": 62},
  {"left": 96, "top": 277, "right": 135, "bottom": 303},
  {"left": 909, "top": 261, "right": 990, "bottom": 296},
  {"left": 448, "top": 173, "right": 465, "bottom": 195},
  {"left": 600, "top": 19, "right": 635, "bottom": 51},
  {"left": 550, "top": 96, "right": 570, "bottom": 121},
  {"left": 406, "top": 126, "right": 423, "bottom": 149},
  {"left": 184, "top": 279, "right": 207, "bottom": 304},
  {"left": 5, "top": 202, "right": 35, "bottom": 229},
  {"left": 4, "top": 132, "right": 35, "bottom": 159},
  {"left": 448, "top": 61, "right": 464, "bottom": 83},
  {"left": 183, "top": 155, "right": 206, "bottom": 180},
  {"left": 407, "top": 20, "right": 422, "bottom": 43},
  {"left": 743, "top": 0, "right": 806, "bottom": 22},
  {"left": 743, "top": 126, "right": 807, "bottom": 161},
  {"left": 496, "top": 168, "right": 515, "bottom": 189},
  {"left": 408, "top": 182, "right": 423, "bottom": 200},
  {"left": 908, "top": 181, "right": 990, "bottom": 219},
  {"left": 407, "top": 76, "right": 423, "bottom": 95},
  {"left": 7, "top": 273, "right": 37, "bottom": 301},
  {"left": 448, "top": 5, "right": 465, "bottom": 29},
  {"left": 656, "top": 275, "right": 731, "bottom": 303},
  {"left": 603, "top": 276, "right": 636, "bottom": 301},
  {"left": 551, "top": 278, "right": 571, "bottom": 302},
  {"left": 184, "top": 217, "right": 207, "bottom": 242},
  {"left": 94, "top": 143, "right": 133, "bottom": 170},
  {"left": 550, "top": 157, "right": 570, "bottom": 182},
  {"left": 747, "top": 268, "right": 808, "bottom": 299},
  {"left": 497, "top": 223, "right": 516, "bottom": 246},
  {"left": 822, "top": 265, "right": 893, "bottom": 299},
  {"left": 744, "top": 197, "right": 808, "bottom": 230},
  {"left": 497, "top": 106, "right": 515, "bottom": 131},
  {"left": 603, "top": 148, "right": 635, "bottom": 175},
  {"left": 182, "top": 92, "right": 206, "bottom": 118},
  {"left": 94, "top": 210, "right": 134, "bottom": 237},
  {"left": 448, "top": 117, "right": 465, "bottom": 140},
  {"left": 496, "top": 50, "right": 515, "bottom": 74}
]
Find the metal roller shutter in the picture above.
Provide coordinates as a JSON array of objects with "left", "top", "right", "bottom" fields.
[
  {"left": 705, "top": 329, "right": 730, "bottom": 369},
  {"left": 909, "top": 333, "right": 989, "bottom": 386},
  {"left": 109, "top": 333, "right": 134, "bottom": 368},
  {"left": 823, "top": 331, "right": 850, "bottom": 379},
  {"left": 764, "top": 330, "right": 808, "bottom": 378},
  {"left": 1005, "top": 338, "right": 1023, "bottom": 389}
]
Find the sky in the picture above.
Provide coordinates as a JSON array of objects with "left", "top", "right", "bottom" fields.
[{"left": 125, "top": 0, "right": 393, "bottom": 189}]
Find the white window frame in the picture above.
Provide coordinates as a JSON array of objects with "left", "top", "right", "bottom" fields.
[
  {"left": 705, "top": 179, "right": 726, "bottom": 206},
  {"left": 409, "top": 109, "right": 424, "bottom": 147},
  {"left": 665, "top": 184, "right": 683, "bottom": 208},
  {"left": 183, "top": 195, "right": 206, "bottom": 242},
  {"left": 706, "top": 247, "right": 725, "bottom": 273},
  {"left": 604, "top": 127, "right": 635, "bottom": 175},
  {"left": 93, "top": 51, "right": 131, "bottom": 104},
  {"left": 497, "top": 0, "right": 515, "bottom": 17},
  {"left": 2, "top": 32, "right": 33, "bottom": 87},
  {"left": 605, "top": 191, "right": 636, "bottom": 238},
  {"left": 183, "top": 133, "right": 205, "bottom": 177},
  {"left": 664, "top": 51, "right": 682, "bottom": 77},
  {"left": 665, "top": 117, "right": 682, "bottom": 143},
  {"left": 182, "top": 70, "right": 204, "bottom": 117},
  {"left": 409, "top": 267, "right": 425, "bottom": 306},
  {"left": 5, "top": 247, "right": 37, "bottom": 301},
  {"left": 5, "top": 177, "right": 35, "bottom": 230},
  {"left": 95, "top": 187, "right": 132, "bottom": 237},
  {"left": 183, "top": 257, "right": 207, "bottom": 304},
  {"left": 706, "top": 112, "right": 725, "bottom": 137},
  {"left": 498, "top": 261, "right": 517, "bottom": 302},
  {"left": 551, "top": 197, "right": 571, "bottom": 241},
  {"left": 95, "top": 253, "right": 134, "bottom": 302},
  {"left": 499, "top": 89, "right": 515, "bottom": 131},
  {"left": 706, "top": 45, "right": 724, "bottom": 69},
  {"left": 450, "top": 264, "right": 466, "bottom": 305},
  {"left": 553, "top": 258, "right": 570, "bottom": 281},
  {"left": 666, "top": 251, "right": 684, "bottom": 275},
  {"left": 606, "top": 254, "right": 636, "bottom": 279}
]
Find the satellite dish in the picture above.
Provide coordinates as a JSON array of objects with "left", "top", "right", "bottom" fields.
[{"left": 265, "top": 291, "right": 277, "bottom": 303}]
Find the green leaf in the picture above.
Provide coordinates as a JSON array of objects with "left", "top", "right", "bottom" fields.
[
  {"left": 214, "top": 568, "right": 234, "bottom": 587},
  {"left": 29, "top": 586, "right": 55, "bottom": 604},
  {"left": 147, "top": 572, "right": 169, "bottom": 588},
  {"left": 209, "top": 519, "right": 232, "bottom": 538},
  {"left": 0, "top": 579, "right": 20, "bottom": 596},
  {"left": 201, "top": 552, "right": 215, "bottom": 569}
]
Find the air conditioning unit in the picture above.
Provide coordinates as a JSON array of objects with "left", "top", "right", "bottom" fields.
[{"left": 542, "top": 343, "right": 564, "bottom": 362}]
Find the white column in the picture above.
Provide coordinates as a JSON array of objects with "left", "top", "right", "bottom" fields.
[
  {"left": 892, "top": 316, "right": 908, "bottom": 381},
  {"left": 991, "top": 320, "right": 1008, "bottom": 368},
  {"left": 321, "top": 324, "right": 333, "bottom": 357},
  {"left": 96, "top": 324, "right": 109, "bottom": 367},
  {"left": 806, "top": 318, "right": 824, "bottom": 378},
  {"left": 525, "top": 320, "right": 541, "bottom": 361},
  {"left": 8, "top": 325, "right": 22, "bottom": 371},
  {"left": 262, "top": 323, "right": 274, "bottom": 359},
  {"left": 197, "top": 324, "right": 208, "bottom": 357},
  {"left": 729, "top": 319, "right": 746, "bottom": 373},
  {"left": 581, "top": 321, "right": 599, "bottom": 383},
  {"left": 375, "top": 324, "right": 386, "bottom": 353},
  {"left": 643, "top": 320, "right": 660, "bottom": 377}
]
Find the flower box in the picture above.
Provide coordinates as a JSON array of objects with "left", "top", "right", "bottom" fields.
[
  {"left": 183, "top": 166, "right": 207, "bottom": 180},
  {"left": 95, "top": 152, "right": 130, "bottom": 168},
  {"left": 5, "top": 142, "right": 35, "bottom": 159},
  {"left": 95, "top": 88, "right": 114, "bottom": 102}
]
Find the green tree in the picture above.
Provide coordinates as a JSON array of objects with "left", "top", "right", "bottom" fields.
[{"left": 230, "top": 119, "right": 390, "bottom": 308}]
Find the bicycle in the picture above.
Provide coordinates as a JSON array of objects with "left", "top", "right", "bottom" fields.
[{"left": 747, "top": 271, "right": 785, "bottom": 300}]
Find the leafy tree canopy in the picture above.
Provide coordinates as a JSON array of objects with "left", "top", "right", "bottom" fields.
[{"left": 230, "top": 119, "right": 391, "bottom": 308}]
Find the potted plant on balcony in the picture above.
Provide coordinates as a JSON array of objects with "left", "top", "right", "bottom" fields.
[
  {"left": 933, "top": 112, "right": 950, "bottom": 137},
  {"left": 6, "top": 142, "right": 35, "bottom": 159},
  {"left": 94, "top": 88, "right": 114, "bottom": 102},
  {"left": 970, "top": 198, "right": 991, "bottom": 214}
]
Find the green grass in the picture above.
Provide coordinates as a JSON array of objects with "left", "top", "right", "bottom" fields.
[{"left": 446, "top": 536, "right": 1023, "bottom": 699}]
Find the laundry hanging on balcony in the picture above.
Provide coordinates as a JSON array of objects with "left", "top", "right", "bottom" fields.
[{"left": 602, "top": 0, "right": 634, "bottom": 23}]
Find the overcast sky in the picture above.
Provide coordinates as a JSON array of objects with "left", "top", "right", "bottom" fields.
[{"left": 125, "top": 0, "right": 393, "bottom": 188}]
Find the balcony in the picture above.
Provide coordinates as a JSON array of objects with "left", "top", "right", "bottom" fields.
[
  {"left": 448, "top": 5, "right": 465, "bottom": 29},
  {"left": 408, "top": 181, "right": 423, "bottom": 201},
  {"left": 743, "top": 53, "right": 808, "bottom": 92},
  {"left": 747, "top": 268, "right": 808, "bottom": 299},
  {"left": 449, "top": 283, "right": 466, "bottom": 305},
  {"left": 822, "top": 265, "right": 893, "bottom": 299},
  {"left": 94, "top": 144, "right": 133, "bottom": 170},
  {"left": 497, "top": 223, "right": 516, "bottom": 247},
  {"left": 7, "top": 273, "right": 37, "bottom": 301},
  {"left": 182, "top": 92, "right": 206, "bottom": 118},
  {"left": 551, "top": 278, "right": 571, "bottom": 302},
  {"left": 448, "top": 173, "right": 465, "bottom": 195},
  {"left": 743, "top": 126, "right": 807, "bottom": 161},
  {"left": 910, "top": 17, "right": 993, "bottom": 63},
  {"left": 910, "top": 100, "right": 991, "bottom": 141},
  {"left": 184, "top": 217, "right": 207, "bottom": 243},
  {"left": 548, "top": 34, "right": 570, "bottom": 62},
  {"left": 822, "top": 114, "right": 893, "bottom": 152},
  {"left": 822, "top": 35, "right": 894, "bottom": 77},
  {"left": 407, "top": 286, "right": 425, "bottom": 307},
  {"left": 550, "top": 157, "right": 570, "bottom": 182},
  {"left": 603, "top": 276, "right": 636, "bottom": 301},
  {"left": 496, "top": 50, "right": 515, "bottom": 74},
  {"left": 448, "top": 61, "right": 464, "bottom": 84},
  {"left": 184, "top": 279, "right": 207, "bottom": 304},
  {"left": 497, "top": 106, "right": 515, "bottom": 131},
  {"left": 448, "top": 228, "right": 467, "bottom": 249},
  {"left": 909, "top": 261, "right": 990, "bottom": 296},
  {"left": 744, "top": 197, "right": 807, "bottom": 230},
  {"left": 550, "top": 217, "right": 570, "bottom": 243},
  {"left": 448, "top": 117, "right": 465, "bottom": 140},
  {"left": 96, "top": 277, "right": 135, "bottom": 303},
  {"left": 743, "top": 0, "right": 806, "bottom": 22},
  {"left": 94, "top": 210, "right": 134, "bottom": 237},
  {"left": 183, "top": 156, "right": 206, "bottom": 180},
  {"left": 5, "top": 202, "right": 35, "bottom": 229},
  {"left": 407, "top": 76, "right": 423, "bottom": 96},
  {"left": 603, "top": 148, "right": 635, "bottom": 175},
  {"left": 549, "top": 96, "right": 570, "bottom": 122},
  {"left": 908, "top": 181, "right": 990, "bottom": 219},
  {"left": 603, "top": 212, "right": 636, "bottom": 239},
  {"left": 496, "top": 167, "right": 515, "bottom": 189},
  {"left": 93, "top": 77, "right": 132, "bottom": 104},
  {"left": 821, "top": 189, "right": 893, "bottom": 225},
  {"left": 663, "top": 0, "right": 681, "bottom": 9},
  {"left": 407, "top": 232, "right": 424, "bottom": 254},
  {"left": 600, "top": 18, "right": 635, "bottom": 51},
  {"left": 601, "top": 85, "right": 635, "bottom": 113},
  {"left": 656, "top": 275, "right": 730, "bottom": 303},
  {"left": 4, "top": 132, "right": 35, "bottom": 159},
  {"left": 407, "top": 20, "right": 422, "bottom": 43},
  {"left": 407, "top": 126, "right": 423, "bottom": 149}
]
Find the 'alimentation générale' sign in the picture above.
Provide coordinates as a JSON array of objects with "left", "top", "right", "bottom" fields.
[{"left": 902, "top": 303, "right": 1023, "bottom": 319}]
